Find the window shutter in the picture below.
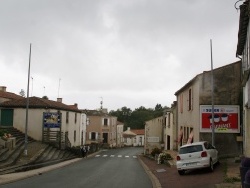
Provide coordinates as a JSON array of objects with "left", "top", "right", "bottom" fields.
[
  {"left": 96, "top": 132, "right": 98, "bottom": 140},
  {"left": 89, "top": 132, "right": 91, "bottom": 139}
]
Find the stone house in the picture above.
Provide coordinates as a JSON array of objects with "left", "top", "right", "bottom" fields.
[
  {"left": 0, "top": 96, "right": 85, "bottom": 148},
  {"left": 116, "top": 121, "right": 124, "bottom": 147},
  {"left": 144, "top": 116, "right": 164, "bottom": 154},
  {"left": 85, "top": 109, "right": 118, "bottom": 148},
  {"left": 123, "top": 128, "right": 145, "bottom": 147},
  {"left": 131, "top": 129, "right": 145, "bottom": 146},
  {"left": 165, "top": 101, "right": 178, "bottom": 151},
  {"left": 174, "top": 61, "right": 242, "bottom": 157},
  {"left": 236, "top": 0, "right": 250, "bottom": 157}
]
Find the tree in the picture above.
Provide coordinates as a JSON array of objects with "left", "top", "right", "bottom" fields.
[
  {"left": 19, "top": 89, "right": 25, "bottom": 97},
  {"left": 109, "top": 104, "right": 169, "bottom": 130},
  {"left": 42, "top": 96, "right": 49, "bottom": 100}
]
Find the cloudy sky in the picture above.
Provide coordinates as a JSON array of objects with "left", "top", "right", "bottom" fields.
[{"left": 0, "top": 0, "right": 241, "bottom": 111}]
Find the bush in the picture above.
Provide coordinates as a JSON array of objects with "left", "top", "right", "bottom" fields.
[
  {"left": 159, "top": 152, "right": 172, "bottom": 161},
  {"left": 151, "top": 147, "right": 161, "bottom": 157}
]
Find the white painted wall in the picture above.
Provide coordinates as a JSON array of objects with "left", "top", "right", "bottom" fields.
[{"left": 13, "top": 108, "right": 82, "bottom": 147}]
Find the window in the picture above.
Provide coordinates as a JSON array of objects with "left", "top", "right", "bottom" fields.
[
  {"left": 167, "top": 113, "right": 171, "bottom": 127},
  {"left": 179, "top": 145, "right": 203, "bottom": 154},
  {"left": 103, "top": 118, "right": 108, "bottom": 126},
  {"left": 188, "top": 88, "right": 192, "bottom": 111},
  {"left": 91, "top": 132, "right": 95, "bottom": 140},
  {"left": 75, "top": 113, "right": 77, "bottom": 124},
  {"left": 89, "top": 132, "right": 97, "bottom": 140},
  {"left": 74, "top": 130, "right": 76, "bottom": 142},
  {"left": 66, "top": 112, "right": 69, "bottom": 123},
  {"left": 180, "top": 94, "right": 183, "bottom": 113}
]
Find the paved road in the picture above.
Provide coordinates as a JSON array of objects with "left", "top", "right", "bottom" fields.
[{"left": 0, "top": 147, "right": 152, "bottom": 188}]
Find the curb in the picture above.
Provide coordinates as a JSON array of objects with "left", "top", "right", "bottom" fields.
[{"left": 138, "top": 155, "right": 162, "bottom": 188}]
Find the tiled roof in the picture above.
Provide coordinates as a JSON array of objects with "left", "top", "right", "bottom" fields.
[
  {"left": 0, "top": 91, "right": 24, "bottom": 100},
  {"left": 117, "top": 121, "right": 124, "bottom": 125},
  {"left": 131, "top": 129, "right": 145, "bottom": 135},
  {"left": 236, "top": 0, "right": 249, "bottom": 56},
  {"left": 0, "top": 96, "right": 81, "bottom": 112}
]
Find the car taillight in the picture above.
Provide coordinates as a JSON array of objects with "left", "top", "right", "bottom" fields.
[
  {"left": 177, "top": 155, "right": 181, "bottom": 161},
  {"left": 201, "top": 151, "right": 207, "bottom": 157}
]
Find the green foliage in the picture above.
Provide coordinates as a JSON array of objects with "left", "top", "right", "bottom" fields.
[
  {"left": 159, "top": 152, "right": 172, "bottom": 161},
  {"left": 151, "top": 147, "right": 161, "bottom": 157},
  {"left": 42, "top": 96, "right": 49, "bottom": 100},
  {"left": 109, "top": 104, "right": 169, "bottom": 130},
  {"left": 0, "top": 129, "right": 9, "bottom": 137}
]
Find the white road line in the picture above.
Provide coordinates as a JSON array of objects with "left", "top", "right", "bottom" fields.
[
  {"left": 133, "top": 156, "right": 137, "bottom": 158},
  {"left": 110, "top": 155, "right": 115, "bottom": 157},
  {"left": 118, "top": 155, "right": 122, "bottom": 158},
  {"left": 103, "top": 155, "right": 108, "bottom": 157},
  {"left": 95, "top": 155, "right": 100, "bottom": 157},
  {"left": 125, "top": 156, "right": 129, "bottom": 158}
]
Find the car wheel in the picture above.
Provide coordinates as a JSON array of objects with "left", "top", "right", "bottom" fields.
[
  {"left": 178, "top": 170, "right": 185, "bottom": 175},
  {"left": 209, "top": 159, "right": 214, "bottom": 172}
]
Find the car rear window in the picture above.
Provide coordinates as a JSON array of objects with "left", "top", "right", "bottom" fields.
[{"left": 179, "top": 145, "right": 203, "bottom": 154}]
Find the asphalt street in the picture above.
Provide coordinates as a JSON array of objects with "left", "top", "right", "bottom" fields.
[{"left": 0, "top": 147, "right": 152, "bottom": 188}]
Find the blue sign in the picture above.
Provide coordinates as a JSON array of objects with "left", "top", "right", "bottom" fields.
[{"left": 43, "top": 112, "right": 61, "bottom": 128}]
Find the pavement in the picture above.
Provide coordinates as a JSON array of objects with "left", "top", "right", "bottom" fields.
[
  {"left": 139, "top": 150, "right": 242, "bottom": 188},
  {"left": 0, "top": 149, "right": 243, "bottom": 188}
]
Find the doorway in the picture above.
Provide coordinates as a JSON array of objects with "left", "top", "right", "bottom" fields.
[
  {"left": 167, "top": 135, "right": 170, "bottom": 150},
  {"left": 103, "top": 133, "right": 108, "bottom": 143}
]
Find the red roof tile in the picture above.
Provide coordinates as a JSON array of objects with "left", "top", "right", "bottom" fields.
[
  {"left": 131, "top": 129, "right": 145, "bottom": 135},
  {"left": 0, "top": 96, "right": 81, "bottom": 112},
  {"left": 0, "top": 91, "right": 24, "bottom": 100}
]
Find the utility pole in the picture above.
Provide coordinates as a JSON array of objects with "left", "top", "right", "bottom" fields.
[
  {"left": 210, "top": 39, "right": 215, "bottom": 146},
  {"left": 24, "top": 43, "right": 32, "bottom": 156}
]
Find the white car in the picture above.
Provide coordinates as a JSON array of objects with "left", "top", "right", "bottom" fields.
[{"left": 176, "top": 141, "right": 219, "bottom": 175}]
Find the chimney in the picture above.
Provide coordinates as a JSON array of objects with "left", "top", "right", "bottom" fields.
[
  {"left": 74, "top": 103, "right": 78, "bottom": 108},
  {"left": 0, "top": 86, "right": 7, "bottom": 92},
  {"left": 57, "top": 98, "right": 62, "bottom": 103}
]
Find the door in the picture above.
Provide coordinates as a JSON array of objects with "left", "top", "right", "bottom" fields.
[
  {"left": 1, "top": 109, "right": 14, "bottom": 127},
  {"left": 103, "top": 133, "right": 108, "bottom": 143},
  {"left": 167, "top": 135, "right": 170, "bottom": 150}
]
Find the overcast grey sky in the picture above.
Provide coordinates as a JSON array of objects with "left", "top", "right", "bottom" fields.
[{"left": 0, "top": 0, "right": 240, "bottom": 111}]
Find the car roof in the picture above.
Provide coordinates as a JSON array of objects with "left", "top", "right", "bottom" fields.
[{"left": 180, "top": 141, "right": 207, "bottom": 148}]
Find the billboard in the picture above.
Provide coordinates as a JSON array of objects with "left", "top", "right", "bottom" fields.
[
  {"left": 43, "top": 112, "right": 61, "bottom": 128},
  {"left": 200, "top": 105, "right": 240, "bottom": 133}
]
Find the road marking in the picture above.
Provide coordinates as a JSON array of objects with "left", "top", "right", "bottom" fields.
[{"left": 94, "top": 155, "right": 138, "bottom": 158}]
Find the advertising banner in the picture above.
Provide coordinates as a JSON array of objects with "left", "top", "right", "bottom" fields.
[
  {"left": 43, "top": 112, "right": 61, "bottom": 128},
  {"left": 200, "top": 105, "right": 240, "bottom": 133}
]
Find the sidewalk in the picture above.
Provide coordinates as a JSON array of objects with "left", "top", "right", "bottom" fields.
[{"left": 139, "top": 150, "right": 242, "bottom": 188}]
